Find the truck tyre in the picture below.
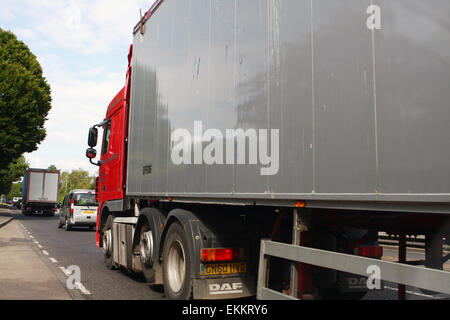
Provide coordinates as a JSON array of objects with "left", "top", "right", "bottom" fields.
[
  {"left": 139, "top": 223, "right": 156, "bottom": 283},
  {"left": 162, "top": 223, "right": 192, "bottom": 300},
  {"left": 103, "top": 215, "right": 117, "bottom": 270}
]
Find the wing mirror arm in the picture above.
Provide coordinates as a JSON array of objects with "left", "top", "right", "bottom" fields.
[
  {"left": 89, "top": 158, "right": 100, "bottom": 167},
  {"left": 86, "top": 119, "right": 110, "bottom": 166},
  {"left": 94, "top": 119, "right": 110, "bottom": 128}
]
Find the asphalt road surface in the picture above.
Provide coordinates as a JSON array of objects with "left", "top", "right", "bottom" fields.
[
  {"left": 7, "top": 208, "right": 450, "bottom": 300},
  {"left": 10, "top": 209, "right": 165, "bottom": 300}
]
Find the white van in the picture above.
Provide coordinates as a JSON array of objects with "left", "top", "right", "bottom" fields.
[{"left": 58, "top": 190, "right": 98, "bottom": 231}]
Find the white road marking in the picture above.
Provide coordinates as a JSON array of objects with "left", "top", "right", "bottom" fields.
[
  {"left": 19, "top": 222, "right": 92, "bottom": 297},
  {"left": 75, "top": 282, "right": 91, "bottom": 295},
  {"left": 59, "top": 267, "right": 92, "bottom": 295},
  {"left": 59, "top": 267, "right": 71, "bottom": 276}
]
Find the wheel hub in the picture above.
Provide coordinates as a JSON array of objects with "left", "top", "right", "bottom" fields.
[{"left": 140, "top": 231, "right": 153, "bottom": 265}]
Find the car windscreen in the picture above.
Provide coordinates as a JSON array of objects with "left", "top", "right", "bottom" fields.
[{"left": 74, "top": 193, "right": 98, "bottom": 207}]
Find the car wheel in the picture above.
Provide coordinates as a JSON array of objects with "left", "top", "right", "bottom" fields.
[
  {"left": 65, "top": 218, "right": 72, "bottom": 231},
  {"left": 57, "top": 216, "right": 63, "bottom": 229}
]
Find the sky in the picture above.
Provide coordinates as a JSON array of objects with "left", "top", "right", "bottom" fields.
[{"left": 0, "top": 0, "right": 152, "bottom": 176}]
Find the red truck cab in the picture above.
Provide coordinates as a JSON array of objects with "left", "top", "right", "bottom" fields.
[{"left": 87, "top": 46, "right": 133, "bottom": 248}]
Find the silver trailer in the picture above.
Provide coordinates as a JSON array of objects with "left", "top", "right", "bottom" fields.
[
  {"left": 91, "top": 0, "right": 450, "bottom": 300},
  {"left": 127, "top": 0, "right": 450, "bottom": 214}
]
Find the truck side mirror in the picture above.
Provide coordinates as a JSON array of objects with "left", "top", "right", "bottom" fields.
[
  {"left": 86, "top": 148, "right": 97, "bottom": 159},
  {"left": 88, "top": 127, "right": 98, "bottom": 147},
  {"left": 86, "top": 148, "right": 100, "bottom": 167}
]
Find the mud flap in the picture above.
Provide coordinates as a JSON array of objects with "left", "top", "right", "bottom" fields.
[{"left": 193, "top": 276, "right": 255, "bottom": 300}]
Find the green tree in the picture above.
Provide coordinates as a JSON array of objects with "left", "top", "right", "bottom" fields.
[
  {"left": 0, "top": 155, "right": 29, "bottom": 195},
  {"left": 7, "top": 181, "right": 22, "bottom": 199},
  {"left": 58, "top": 169, "right": 95, "bottom": 203},
  {"left": 0, "top": 28, "right": 52, "bottom": 170}
]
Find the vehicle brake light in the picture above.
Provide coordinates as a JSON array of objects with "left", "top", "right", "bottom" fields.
[
  {"left": 357, "top": 246, "right": 383, "bottom": 258},
  {"left": 201, "top": 248, "right": 243, "bottom": 262},
  {"left": 70, "top": 199, "right": 74, "bottom": 215}
]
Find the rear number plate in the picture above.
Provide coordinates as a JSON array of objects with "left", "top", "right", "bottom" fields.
[
  {"left": 200, "top": 263, "right": 246, "bottom": 276},
  {"left": 82, "top": 210, "right": 96, "bottom": 215}
]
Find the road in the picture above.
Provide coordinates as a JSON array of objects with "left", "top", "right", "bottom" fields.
[
  {"left": 8, "top": 208, "right": 165, "bottom": 300},
  {"left": 3, "top": 207, "right": 449, "bottom": 300}
]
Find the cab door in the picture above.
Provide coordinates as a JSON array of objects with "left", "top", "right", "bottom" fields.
[{"left": 98, "top": 92, "right": 126, "bottom": 202}]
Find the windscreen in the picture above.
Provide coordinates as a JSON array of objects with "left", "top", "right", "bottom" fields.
[{"left": 74, "top": 193, "right": 98, "bottom": 207}]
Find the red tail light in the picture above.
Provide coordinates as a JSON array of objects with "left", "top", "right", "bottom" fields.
[
  {"left": 70, "top": 199, "right": 74, "bottom": 215},
  {"left": 201, "top": 248, "right": 243, "bottom": 262},
  {"left": 357, "top": 246, "right": 383, "bottom": 258}
]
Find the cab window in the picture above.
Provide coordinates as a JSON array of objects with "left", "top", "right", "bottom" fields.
[{"left": 102, "top": 122, "right": 111, "bottom": 156}]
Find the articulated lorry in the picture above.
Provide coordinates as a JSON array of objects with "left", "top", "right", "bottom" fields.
[
  {"left": 22, "top": 168, "right": 60, "bottom": 216},
  {"left": 86, "top": 0, "right": 450, "bottom": 300}
]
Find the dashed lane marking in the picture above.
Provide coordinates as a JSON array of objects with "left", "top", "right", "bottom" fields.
[
  {"left": 59, "top": 266, "right": 71, "bottom": 276},
  {"left": 19, "top": 222, "right": 92, "bottom": 297}
]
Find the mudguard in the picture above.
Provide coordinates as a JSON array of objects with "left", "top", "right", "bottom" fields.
[{"left": 159, "top": 209, "right": 210, "bottom": 278}]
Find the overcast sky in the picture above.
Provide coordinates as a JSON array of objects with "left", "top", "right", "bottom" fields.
[{"left": 1, "top": 0, "right": 152, "bottom": 176}]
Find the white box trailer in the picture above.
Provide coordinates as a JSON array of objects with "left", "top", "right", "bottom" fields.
[{"left": 22, "top": 168, "right": 60, "bottom": 216}]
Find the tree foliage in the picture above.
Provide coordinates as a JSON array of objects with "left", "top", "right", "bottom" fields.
[
  {"left": 0, "top": 155, "right": 29, "bottom": 195},
  {"left": 58, "top": 169, "right": 95, "bottom": 203},
  {"left": 7, "top": 182, "right": 22, "bottom": 199},
  {"left": 0, "top": 28, "right": 52, "bottom": 170}
]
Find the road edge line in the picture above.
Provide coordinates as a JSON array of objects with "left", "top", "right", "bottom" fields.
[{"left": 0, "top": 217, "right": 14, "bottom": 229}]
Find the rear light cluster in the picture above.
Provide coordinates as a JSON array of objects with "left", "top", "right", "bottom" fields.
[
  {"left": 70, "top": 199, "right": 74, "bottom": 216},
  {"left": 200, "top": 248, "right": 243, "bottom": 262},
  {"left": 356, "top": 246, "right": 383, "bottom": 258}
]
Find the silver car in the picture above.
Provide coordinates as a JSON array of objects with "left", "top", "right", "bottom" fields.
[{"left": 58, "top": 190, "right": 98, "bottom": 231}]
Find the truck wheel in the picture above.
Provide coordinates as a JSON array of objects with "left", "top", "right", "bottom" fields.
[
  {"left": 102, "top": 215, "right": 116, "bottom": 270},
  {"left": 139, "top": 223, "right": 155, "bottom": 283},
  {"left": 162, "top": 223, "right": 192, "bottom": 300}
]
